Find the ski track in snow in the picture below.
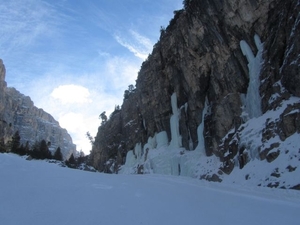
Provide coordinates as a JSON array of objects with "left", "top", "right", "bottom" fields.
[{"left": 0, "top": 153, "right": 300, "bottom": 225}]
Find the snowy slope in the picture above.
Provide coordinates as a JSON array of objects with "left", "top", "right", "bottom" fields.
[
  {"left": 120, "top": 93, "right": 300, "bottom": 189},
  {"left": 1, "top": 153, "right": 300, "bottom": 225}
]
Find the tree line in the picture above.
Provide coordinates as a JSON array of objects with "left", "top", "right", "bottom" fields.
[
  {"left": 1, "top": 131, "right": 63, "bottom": 160},
  {"left": 0, "top": 131, "right": 90, "bottom": 170}
]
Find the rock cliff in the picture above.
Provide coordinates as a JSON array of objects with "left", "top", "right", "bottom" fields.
[
  {"left": 0, "top": 59, "right": 76, "bottom": 159},
  {"left": 90, "top": 0, "right": 300, "bottom": 188}
]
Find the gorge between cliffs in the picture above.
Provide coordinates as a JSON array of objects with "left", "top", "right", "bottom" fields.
[{"left": 1, "top": 0, "right": 300, "bottom": 189}]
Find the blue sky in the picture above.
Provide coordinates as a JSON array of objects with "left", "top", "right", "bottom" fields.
[{"left": 0, "top": 0, "right": 183, "bottom": 154}]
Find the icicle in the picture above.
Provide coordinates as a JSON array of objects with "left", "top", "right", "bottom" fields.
[
  {"left": 188, "top": 128, "right": 194, "bottom": 150},
  {"left": 170, "top": 93, "right": 182, "bottom": 148},
  {"left": 195, "top": 97, "right": 209, "bottom": 154},
  {"left": 184, "top": 102, "right": 188, "bottom": 114},
  {"left": 143, "top": 136, "right": 156, "bottom": 152},
  {"left": 134, "top": 143, "right": 142, "bottom": 160},
  {"left": 240, "top": 94, "right": 249, "bottom": 122},
  {"left": 240, "top": 40, "right": 254, "bottom": 63},
  {"left": 254, "top": 34, "right": 262, "bottom": 49},
  {"left": 124, "top": 150, "right": 137, "bottom": 167},
  {"left": 171, "top": 93, "right": 178, "bottom": 117},
  {"left": 240, "top": 34, "right": 263, "bottom": 119},
  {"left": 156, "top": 131, "right": 168, "bottom": 148}
]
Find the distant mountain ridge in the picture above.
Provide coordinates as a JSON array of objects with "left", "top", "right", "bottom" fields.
[
  {"left": 89, "top": 0, "right": 300, "bottom": 188},
  {"left": 0, "top": 59, "right": 76, "bottom": 159}
]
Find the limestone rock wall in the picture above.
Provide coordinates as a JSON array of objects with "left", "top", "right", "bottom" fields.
[
  {"left": 90, "top": 0, "right": 300, "bottom": 178},
  {"left": 0, "top": 60, "right": 76, "bottom": 159},
  {"left": 0, "top": 60, "right": 6, "bottom": 108}
]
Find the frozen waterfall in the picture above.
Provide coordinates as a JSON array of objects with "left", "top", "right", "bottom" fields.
[
  {"left": 170, "top": 93, "right": 182, "bottom": 148},
  {"left": 195, "top": 98, "right": 209, "bottom": 154},
  {"left": 240, "top": 34, "right": 263, "bottom": 119}
]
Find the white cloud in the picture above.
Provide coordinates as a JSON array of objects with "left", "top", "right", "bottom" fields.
[
  {"left": 115, "top": 36, "right": 147, "bottom": 60},
  {"left": 0, "top": 0, "right": 64, "bottom": 53},
  {"left": 114, "top": 30, "right": 153, "bottom": 60},
  {"left": 130, "top": 30, "right": 153, "bottom": 52},
  {"left": 98, "top": 50, "right": 110, "bottom": 57},
  {"left": 59, "top": 112, "right": 84, "bottom": 133},
  {"left": 25, "top": 56, "right": 140, "bottom": 155},
  {"left": 51, "top": 84, "right": 92, "bottom": 104}
]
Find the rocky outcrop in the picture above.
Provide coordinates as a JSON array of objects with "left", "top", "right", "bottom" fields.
[
  {"left": 0, "top": 59, "right": 11, "bottom": 144},
  {"left": 0, "top": 60, "right": 6, "bottom": 108},
  {"left": 90, "top": 0, "right": 300, "bottom": 187},
  {"left": 0, "top": 60, "right": 76, "bottom": 159}
]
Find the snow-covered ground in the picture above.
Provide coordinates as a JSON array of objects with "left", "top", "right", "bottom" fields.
[
  {"left": 120, "top": 94, "right": 300, "bottom": 189},
  {"left": 1, "top": 153, "right": 300, "bottom": 225}
]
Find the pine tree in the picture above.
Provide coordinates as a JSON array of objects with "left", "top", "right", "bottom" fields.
[
  {"left": 24, "top": 141, "right": 30, "bottom": 155},
  {"left": 11, "top": 131, "right": 21, "bottom": 153},
  {"left": 99, "top": 111, "right": 107, "bottom": 125},
  {"left": 30, "top": 142, "right": 41, "bottom": 159},
  {"left": 17, "top": 144, "right": 27, "bottom": 156},
  {"left": 40, "top": 140, "right": 52, "bottom": 159},
  {"left": 53, "top": 147, "right": 63, "bottom": 161},
  {"left": 30, "top": 140, "right": 52, "bottom": 160},
  {"left": 0, "top": 138, "right": 6, "bottom": 153},
  {"left": 86, "top": 132, "right": 94, "bottom": 145},
  {"left": 66, "top": 153, "right": 76, "bottom": 168},
  {"left": 68, "top": 154, "right": 76, "bottom": 164},
  {"left": 76, "top": 150, "right": 85, "bottom": 165},
  {"left": 123, "top": 90, "right": 130, "bottom": 100}
]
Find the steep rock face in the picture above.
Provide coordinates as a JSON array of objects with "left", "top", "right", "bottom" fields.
[
  {"left": 0, "top": 60, "right": 76, "bottom": 159},
  {"left": 0, "top": 60, "right": 6, "bottom": 109},
  {"left": 90, "top": 0, "right": 300, "bottom": 186},
  {"left": 0, "top": 59, "right": 10, "bottom": 144}
]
